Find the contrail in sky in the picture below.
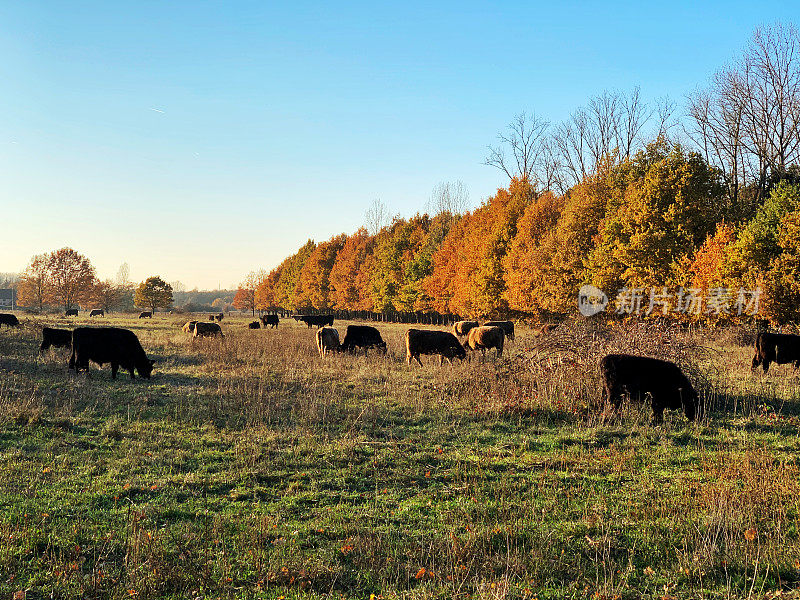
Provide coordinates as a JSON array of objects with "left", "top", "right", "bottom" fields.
[{"left": 150, "top": 108, "right": 165, "bottom": 113}]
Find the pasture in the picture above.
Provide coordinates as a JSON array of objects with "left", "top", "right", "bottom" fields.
[{"left": 1, "top": 313, "right": 799, "bottom": 599}]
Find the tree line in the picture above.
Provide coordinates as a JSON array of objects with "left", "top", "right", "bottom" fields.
[
  {"left": 15, "top": 249, "right": 177, "bottom": 314},
  {"left": 240, "top": 24, "right": 800, "bottom": 324}
]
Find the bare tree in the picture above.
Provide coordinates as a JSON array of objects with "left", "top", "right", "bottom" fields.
[
  {"left": 551, "top": 88, "right": 656, "bottom": 188},
  {"left": 116, "top": 262, "right": 130, "bottom": 287},
  {"left": 484, "top": 112, "right": 551, "bottom": 186},
  {"left": 687, "top": 22, "right": 800, "bottom": 212},
  {"left": 426, "top": 181, "right": 469, "bottom": 215},
  {"left": 364, "top": 198, "right": 390, "bottom": 236}
]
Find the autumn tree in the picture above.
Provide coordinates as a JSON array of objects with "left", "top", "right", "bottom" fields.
[
  {"left": 423, "top": 178, "right": 535, "bottom": 316},
  {"left": 255, "top": 267, "right": 282, "bottom": 310},
  {"left": 17, "top": 253, "right": 51, "bottom": 311},
  {"left": 273, "top": 240, "right": 316, "bottom": 310},
  {"left": 91, "top": 280, "right": 124, "bottom": 313},
  {"left": 503, "top": 192, "right": 565, "bottom": 312},
  {"left": 233, "top": 271, "right": 263, "bottom": 316},
  {"left": 328, "top": 229, "right": 376, "bottom": 310},
  {"left": 47, "top": 248, "right": 96, "bottom": 312},
  {"left": 295, "top": 234, "right": 347, "bottom": 309},
  {"left": 585, "top": 140, "right": 723, "bottom": 292},
  {"left": 134, "top": 276, "right": 174, "bottom": 314}
]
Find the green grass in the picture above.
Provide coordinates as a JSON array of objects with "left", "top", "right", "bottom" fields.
[{"left": 1, "top": 313, "right": 800, "bottom": 599}]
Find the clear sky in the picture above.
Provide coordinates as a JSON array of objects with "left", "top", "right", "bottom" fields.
[{"left": 2, "top": 1, "right": 797, "bottom": 289}]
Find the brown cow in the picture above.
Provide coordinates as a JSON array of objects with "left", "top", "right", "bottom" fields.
[
  {"left": 316, "top": 327, "right": 340, "bottom": 357},
  {"left": 464, "top": 325, "right": 504, "bottom": 360},
  {"left": 182, "top": 321, "right": 198, "bottom": 333},
  {"left": 405, "top": 328, "right": 466, "bottom": 366},
  {"left": 453, "top": 320, "right": 479, "bottom": 337}
]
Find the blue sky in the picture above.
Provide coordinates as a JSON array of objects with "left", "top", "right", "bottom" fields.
[{"left": 2, "top": 1, "right": 797, "bottom": 289}]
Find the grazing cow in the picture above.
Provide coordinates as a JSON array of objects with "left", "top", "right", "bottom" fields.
[
  {"left": 260, "top": 314, "right": 279, "bottom": 328},
  {"left": 193, "top": 321, "right": 223, "bottom": 338},
  {"left": 600, "top": 354, "right": 699, "bottom": 423},
  {"left": 464, "top": 325, "right": 504, "bottom": 360},
  {"left": 69, "top": 327, "right": 154, "bottom": 379},
  {"left": 752, "top": 331, "right": 800, "bottom": 373},
  {"left": 40, "top": 327, "right": 72, "bottom": 352},
  {"left": 65, "top": 309, "right": 78, "bottom": 317},
  {"left": 248, "top": 321, "right": 261, "bottom": 329},
  {"left": 90, "top": 309, "right": 104, "bottom": 317},
  {"left": 340, "top": 325, "right": 387, "bottom": 356},
  {"left": 453, "top": 320, "right": 479, "bottom": 337},
  {"left": 139, "top": 311, "right": 152, "bottom": 319},
  {"left": 0, "top": 313, "right": 20, "bottom": 328},
  {"left": 483, "top": 320, "right": 514, "bottom": 341},
  {"left": 181, "top": 321, "right": 198, "bottom": 333},
  {"left": 215, "top": 314, "right": 224, "bottom": 322},
  {"left": 209, "top": 315, "right": 216, "bottom": 321},
  {"left": 298, "top": 314, "right": 334, "bottom": 328},
  {"left": 405, "top": 328, "right": 466, "bottom": 366},
  {"left": 316, "top": 327, "right": 340, "bottom": 357}
]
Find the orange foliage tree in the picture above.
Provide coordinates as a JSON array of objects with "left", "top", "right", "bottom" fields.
[
  {"left": 17, "top": 253, "right": 51, "bottom": 311},
  {"left": 423, "top": 178, "right": 534, "bottom": 316},
  {"left": 328, "top": 228, "right": 376, "bottom": 311},
  {"left": 233, "top": 271, "right": 264, "bottom": 316},
  {"left": 295, "top": 234, "right": 347, "bottom": 309},
  {"left": 47, "top": 248, "right": 96, "bottom": 312}
]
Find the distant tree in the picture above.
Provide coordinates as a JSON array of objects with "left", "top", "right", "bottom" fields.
[
  {"left": 426, "top": 181, "right": 469, "bottom": 216},
  {"left": 134, "top": 276, "right": 174, "bottom": 314},
  {"left": 687, "top": 23, "right": 800, "bottom": 213},
  {"left": 17, "top": 253, "right": 51, "bottom": 311},
  {"left": 92, "top": 279, "right": 124, "bottom": 313},
  {"left": 364, "top": 199, "right": 390, "bottom": 236},
  {"left": 232, "top": 271, "right": 262, "bottom": 316},
  {"left": 47, "top": 248, "right": 96, "bottom": 312},
  {"left": 485, "top": 112, "right": 550, "bottom": 187},
  {"left": 116, "top": 262, "right": 130, "bottom": 287}
]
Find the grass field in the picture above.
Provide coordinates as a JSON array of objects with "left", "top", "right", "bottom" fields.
[{"left": 1, "top": 313, "right": 799, "bottom": 599}]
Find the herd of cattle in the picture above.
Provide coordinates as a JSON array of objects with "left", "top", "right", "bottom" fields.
[{"left": 4, "top": 310, "right": 800, "bottom": 423}]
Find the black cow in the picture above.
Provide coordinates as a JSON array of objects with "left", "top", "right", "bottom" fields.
[
  {"left": 260, "top": 314, "right": 279, "bottom": 328},
  {"left": 139, "top": 311, "right": 152, "bottom": 319},
  {"left": 248, "top": 321, "right": 261, "bottom": 329},
  {"left": 69, "top": 327, "right": 154, "bottom": 379},
  {"left": 340, "top": 325, "right": 387, "bottom": 355},
  {"left": 89, "top": 309, "right": 104, "bottom": 317},
  {"left": 483, "top": 320, "right": 514, "bottom": 341},
  {"left": 40, "top": 327, "right": 72, "bottom": 352},
  {"left": 65, "top": 309, "right": 78, "bottom": 317},
  {"left": 752, "top": 331, "right": 800, "bottom": 373},
  {"left": 209, "top": 315, "right": 216, "bottom": 321},
  {"left": 215, "top": 314, "right": 224, "bottom": 322},
  {"left": 298, "top": 315, "right": 334, "bottom": 328},
  {"left": 0, "top": 313, "right": 20, "bottom": 328},
  {"left": 405, "top": 328, "right": 466, "bottom": 366},
  {"left": 600, "top": 354, "right": 699, "bottom": 423}
]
